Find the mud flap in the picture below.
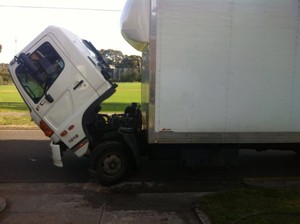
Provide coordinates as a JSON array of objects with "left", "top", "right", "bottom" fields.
[{"left": 119, "top": 131, "right": 141, "bottom": 167}]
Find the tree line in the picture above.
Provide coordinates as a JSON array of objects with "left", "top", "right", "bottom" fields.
[
  {"left": 0, "top": 49, "right": 141, "bottom": 85},
  {"left": 0, "top": 64, "right": 11, "bottom": 85},
  {"left": 100, "top": 49, "right": 141, "bottom": 82}
]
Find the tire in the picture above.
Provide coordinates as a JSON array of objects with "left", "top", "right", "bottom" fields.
[{"left": 91, "top": 141, "right": 133, "bottom": 186}]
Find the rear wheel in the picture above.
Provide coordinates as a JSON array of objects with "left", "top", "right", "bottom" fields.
[{"left": 91, "top": 141, "right": 133, "bottom": 186}]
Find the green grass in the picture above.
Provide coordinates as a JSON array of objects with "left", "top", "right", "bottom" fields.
[
  {"left": 0, "top": 83, "right": 141, "bottom": 112},
  {"left": 0, "top": 83, "right": 141, "bottom": 126},
  {"left": 102, "top": 82, "right": 141, "bottom": 112},
  {"left": 0, "top": 85, "right": 23, "bottom": 103},
  {"left": 200, "top": 187, "right": 300, "bottom": 224}
]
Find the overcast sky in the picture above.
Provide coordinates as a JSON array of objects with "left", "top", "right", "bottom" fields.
[{"left": 0, "top": 0, "right": 140, "bottom": 63}]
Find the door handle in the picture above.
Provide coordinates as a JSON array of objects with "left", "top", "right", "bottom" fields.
[
  {"left": 45, "top": 93, "right": 54, "bottom": 103},
  {"left": 73, "top": 80, "right": 84, "bottom": 90}
]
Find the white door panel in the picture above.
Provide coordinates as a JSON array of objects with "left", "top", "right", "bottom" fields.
[{"left": 15, "top": 35, "right": 98, "bottom": 147}]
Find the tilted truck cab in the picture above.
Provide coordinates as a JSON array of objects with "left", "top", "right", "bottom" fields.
[{"left": 9, "top": 26, "right": 141, "bottom": 185}]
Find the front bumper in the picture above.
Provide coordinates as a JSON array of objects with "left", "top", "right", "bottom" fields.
[{"left": 50, "top": 141, "right": 63, "bottom": 167}]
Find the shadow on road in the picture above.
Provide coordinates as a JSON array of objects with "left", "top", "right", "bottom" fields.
[{"left": 0, "top": 140, "right": 90, "bottom": 183}]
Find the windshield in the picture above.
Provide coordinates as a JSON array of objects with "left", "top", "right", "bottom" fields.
[{"left": 16, "top": 42, "right": 64, "bottom": 103}]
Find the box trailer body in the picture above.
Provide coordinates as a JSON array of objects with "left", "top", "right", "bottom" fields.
[{"left": 122, "top": 0, "right": 300, "bottom": 144}]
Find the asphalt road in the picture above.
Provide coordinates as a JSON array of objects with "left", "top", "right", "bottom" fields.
[
  {"left": 0, "top": 130, "right": 207, "bottom": 224},
  {"left": 0, "top": 130, "right": 90, "bottom": 183},
  {"left": 0, "top": 130, "right": 299, "bottom": 189},
  {"left": 0, "top": 130, "right": 300, "bottom": 224}
]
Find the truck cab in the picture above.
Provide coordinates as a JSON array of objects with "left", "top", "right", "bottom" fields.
[{"left": 9, "top": 26, "right": 141, "bottom": 185}]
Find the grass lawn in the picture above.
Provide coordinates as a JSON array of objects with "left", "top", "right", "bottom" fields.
[
  {"left": 0, "top": 83, "right": 141, "bottom": 112},
  {"left": 102, "top": 82, "right": 141, "bottom": 112},
  {"left": 200, "top": 187, "right": 300, "bottom": 224},
  {"left": 0, "top": 83, "right": 141, "bottom": 126},
  {"left": 0, "top": 115, "right": 35, "bottom": 127},
  {"left": 0, "top": 85, "right": 28, "bottom": 111}
]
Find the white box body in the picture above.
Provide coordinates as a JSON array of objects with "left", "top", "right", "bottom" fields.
[{"left": 137, "top": 0, "right": 300, "bottom": 144}]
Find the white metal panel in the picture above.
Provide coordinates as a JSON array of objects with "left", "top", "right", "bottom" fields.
[
  {"left": 291, "top": 10, "right": 300, "bottom": 129},
  {"left": 227, "top": 0, "right": 300, "bottom": 132},
  {"left": 9, "top": 26, "right": 112, "bottom": 148},
  {"left": 155, "top": 0, "right": 232, "bottom": 132},
  {"left": 154, "top": 0, "right": 300, "bottom": 133}
]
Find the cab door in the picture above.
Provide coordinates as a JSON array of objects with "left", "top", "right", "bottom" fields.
[{"left": 15, "top": 36, "right": 98, "bottom": 148}]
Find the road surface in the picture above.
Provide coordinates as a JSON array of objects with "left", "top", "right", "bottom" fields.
[
  {"left": 0, "top": 129, "right": 300, "bottom": 224},
  {"left": 0, "top": 129, "right": 299, "bottom": 188}
]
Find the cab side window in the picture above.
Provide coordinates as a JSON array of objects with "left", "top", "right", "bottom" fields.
[{"left": 16, "top": 42, "right": 64, "bottom": 103}]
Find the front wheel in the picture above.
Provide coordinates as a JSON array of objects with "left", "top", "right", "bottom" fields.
[{"left": 91, "top": 141, "right": 133, "bottom": 186}]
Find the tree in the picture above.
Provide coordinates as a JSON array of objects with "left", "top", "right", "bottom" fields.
[
  {"left": 99, "top": 49, "right": 142, "bottom": 82},
  {"left": 0, "top": 64, "right": 12, "bottom": 84},
  {"left": 100, "top": 49, "right": 124, "bottom": 68},
  {"left": 119, "top": 55, "right": 141, "bottom": 71},
  {"left": 120, "top": 70, "right": 140, "bottom": 82}
]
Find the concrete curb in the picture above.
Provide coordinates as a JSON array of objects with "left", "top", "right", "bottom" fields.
[
  {"left": 193, "top": 206, "right": 212, "bottom": 224},
  {"left": 0, "top": 196, "right": 7, "bottom": 213}
]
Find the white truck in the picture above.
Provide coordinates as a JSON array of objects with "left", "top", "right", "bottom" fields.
[{"left": 9, "top": 0, "right": 300, "bottom": 185}]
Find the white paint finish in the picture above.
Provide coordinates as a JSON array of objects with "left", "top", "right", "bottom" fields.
[
  {"left": 9, "top": 26, "right": 113, "bottom": 148},
  {"left": 153, "top": 0, "right": 300, "bottom": 133}
]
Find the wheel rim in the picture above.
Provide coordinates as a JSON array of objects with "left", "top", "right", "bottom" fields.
[{"left": 101, "top": 153, "right": 122, "bottom": 176}]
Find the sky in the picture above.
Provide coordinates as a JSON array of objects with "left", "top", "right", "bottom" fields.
[{"left": 0, "top": 0, "right": 140, "bottom": 63}]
